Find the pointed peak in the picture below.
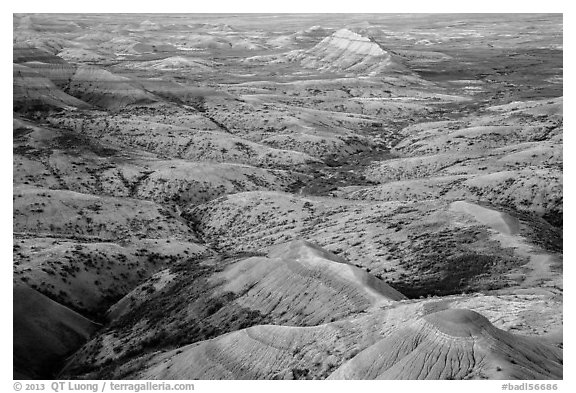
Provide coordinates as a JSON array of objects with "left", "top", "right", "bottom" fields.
[{"left": 331, "top": 28, "right": 371, "bottom": 42}]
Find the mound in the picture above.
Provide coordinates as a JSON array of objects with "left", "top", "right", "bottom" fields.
[
  {"left": 13, "top": 36, "right": 68, "bottom": 55},
  {"left": 48, "top": 114, "right": 320, "bottom": 169},
  {"left": 14, "top": 237, "right": 210, "bottom": 317},
  {"left": 13, "top": 64, "right": 90, "bottom": 112},
  {"left": 13, "top": 282, "right": 99, "bottom": 379},
  {"left": 117, "top": 305, "right": 560, "bottom": 380},
  {"left": 67, "top": 66, "right": 158, "bottom": 109},
  {"left": 13, "top": 185, "right": 197, "bottom": 241},
  {"left": 213, "top": 240, "right": 406, "bottom": 325},
  {"left": 58, "top": 48, "right": 107, "bottom": 63},
  {"left": 133, "top": 160, "right": 304, "bottom": 205},
  {"left": 126, "top": 56, "right": 216, "bottom": 72},
  {"left": 13, "top": 118, "right": 304, "bottom": 205},
  {"left": 390, "top": 97, "right": 562, "bottom": 158},
  {"left": 461, "top": 169, "right": 562, "bottom": 224},
  {"left": 346, "top": 168, "right": 562, "bottom": 225},
  {"left": 66, "top": 289, "right": 422, "bottom": 380},
  {"left": 60, "top": 241, "right": 405, "bottom": 378},
  {"left": 19, "top": 61, "right": 77, "bottom": 89},
  {"left": 130, "top": 323, "right": 355, "bottom": 380},
  {"left": 329, "top": 308, "right": 562, "bottom": 380},
  {"left": 360, "top": 97, "right": 563, "bottom": 224},
  {"left": 13, "top": 45, "right": 67, "bottom": 64},
  {"left": 450, "top": 201, "right": 520, "bottom": 235},
  {"left": 286, "top": 29, "right": 408, "bottom": 76},
  {"left": 260, "top": 131, "right": 372, "bottom": 159},
  {"left": 487, "top": 97, "right": 563, "bottom": 118},
  {"left": 365, "top": 141, "right": 562, "bottom": 184},
  {"left": 189, "top": 191, "right": 556, "bottom": 297}
]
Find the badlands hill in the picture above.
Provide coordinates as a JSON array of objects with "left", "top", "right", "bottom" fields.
[
  {"left": 60, "top": 240, "right": 406, "bottom": 378},
  {"left": 348, "top": 97, "right": 563, "bottom": 226},
  {"left": 187, "top": 190, "right": 561, "bottom": 298},
  {"left": 13, "top": 64, "right": 90, "bottom": 111},
  {"left": 329, "top": 308, "right": 562, "bottom": 380},
  {"left": 47, "top": 111, "right": 321, "bottom": 170},
  {"left": 13, "top": 281, "right": 99, "bottom": 379},
  {"left": 67, "top": 66, "right": 159, "bottom": 109},
  {"left": 14, "top": 45, "right": 159, "bottom": 111},
  {"left": 249, "top": 29, "right": 411, "bottom": 77},
  {"left": 13, "top": 14, "right": 562, "bottom": 380},
  {"left": 124, "top": 304, "right": 561, "bottom": 380},
  {"left": 287, "top": 29, "right": 409, "bottom": 76}
]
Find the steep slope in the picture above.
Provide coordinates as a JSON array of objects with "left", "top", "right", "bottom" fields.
[
  {"left": 59, "top": 241, "right": 405, "bottom": 378},
  {"left": 14, "top": 237, "right": 210, "bottom": 318},
  {"left": 13, "top": 45, "right": 67, "bottom": 64},
  {"left": 124, "top": 305, "right": 561, "bottom": 380},
  {"left": 13, "top": 64, "right": 90, "bottom": 112},
  {"left": 213, "top": 240, "right": 406, "bottom": 324},
  {"left": 288, "top": 29, "right": 405, "bottom": 75},
  {"left": 13, "top": 14, "right": 563, "bottom": 382},
  {"left": 329, "top": 309, "right": 562, "bottom": 380},
  {"left": 13, "top": 282, "right": 99, "bottom": 379},
  {"left": 67, "top": 66, "right": 159, "bottom": 109},
  {"left": 17, "top": 61, "right": 77, "bottom": 89},
  {"left": 187, "top": 191, "right": 560, "bottom": 298}
]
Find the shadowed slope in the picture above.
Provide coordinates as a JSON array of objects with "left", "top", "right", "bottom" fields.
[
  {"left": 67, "top": 66, "right": 158, "bottom": 109},
  {"left": 13, "top": 282, "right": 99, "bottom": 379},
  {"left": 13, "top": 64, "right": 90, "bottom": 112}
]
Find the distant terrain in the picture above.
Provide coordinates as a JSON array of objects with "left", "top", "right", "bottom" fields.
[{"left": 13, "top": 13, "right": 562, "bottom": 380}]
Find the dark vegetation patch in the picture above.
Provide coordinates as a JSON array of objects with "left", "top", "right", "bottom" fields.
[
  {"left": 391, "top": 253, "right": 514, "bottom": 298},
  {"left": 413, "top": 48, "right": 563, "bottom": 105},
  {"left": 13, "top": 144, "right": 50, "bottom": 157},
  {"left": 54, "top": 132, "right": 117, "bottom": 157},
  {"left": 13, "top": 126, "right": 34, "bottom": 139},
  {"left": 63, "top": 252, "right": 270, "bottom": 379},
  {"left": 13, "top": 100, "right": 58, "bottom": 114},
  {"left": 542, "top": 210, "right": 563, "bottom": 231},
  {"left": 289, "top": 150, "right": 396, "bottom": 196},
  {"left": 384, "top": 228, "right": 528, "bottom": 298},
  {"left": 501, "top": 206, "right": 562, "bottom": 252}
]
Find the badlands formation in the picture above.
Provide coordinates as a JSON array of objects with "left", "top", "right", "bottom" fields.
[{"left": 13, "top": 14, "right": 562, "bottom": 380}]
